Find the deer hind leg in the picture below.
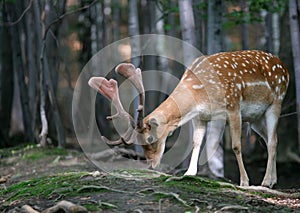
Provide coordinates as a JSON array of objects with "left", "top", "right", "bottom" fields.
[
  {"left": 184, "top": 116, "right": 206, "bottom": 176},
  {"left": 260, "top": 102, "right": 281, "bottom": 188},
  {"left": 228, "top": 110, "right": 249, "bottom": 186}
]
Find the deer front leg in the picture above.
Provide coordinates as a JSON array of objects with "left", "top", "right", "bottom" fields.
[
  {"left": 205, "top": 120, "right": 226, "bottom": 178},
  {"left": 184, "top": 116, "right": 206, "bottom": 176},
  {"left": 228, "top": 110, "right": 249, "bottom": 186}
]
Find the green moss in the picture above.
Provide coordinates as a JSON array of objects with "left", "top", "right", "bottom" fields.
[
  {"left": 22, "top": 147, "right": 68, "bottom": 161},
  {"left": 0, "top": 144, "right": 69, "bottom": 161},
  {"left": 161, "top": 175, "right": 222, "bottom": 192},
  {"left": 84, "top": 204, "right": 101, "bottom": 211},
  {"left": 0, "top": 172, "right": 89, "bottom": 202}
]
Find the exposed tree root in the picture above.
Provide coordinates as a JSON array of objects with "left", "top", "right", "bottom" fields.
[
  {"left": 88, "top": 147, "right": 144, "bottom": 160},
  {"left": 215, "top": 205, "right": 249, "bottom": 212},
  {"left": 154, "top": 191, "right": 189, "bottom": 207},
  {"left": 21, "top": 200, "right": 88, "bottom": 213},
  {"left": 286, "top": 148, "right": 300, "bottom": 164},
  {"left": 138, "top": 187, "right": 189, "bottom": 207},
  {"left": 77, "top": 184, "right": 130, "bottom": 194},
  {"left": 165, "top": 175, "right": 300, "bottom": 200},
  {"left": 21, "top": 205, "right": 40, "bottom": 213},
  {"left": 238, "top": 186, "right": 300, "bottom": 199}
]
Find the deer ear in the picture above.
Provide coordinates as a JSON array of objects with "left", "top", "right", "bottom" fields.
[{"left": 149, "top": 118, "right": 159, "bottom": 127}]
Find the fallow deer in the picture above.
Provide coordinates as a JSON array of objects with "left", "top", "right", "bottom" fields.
[{"left": 88, "top": 50, "right": 289, "bottom": 188}]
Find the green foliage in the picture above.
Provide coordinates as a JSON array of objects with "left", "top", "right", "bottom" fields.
[
  {"left": 1, "top": 0, "right": 16, "bottom": 4},
  {"left": 248, "top": 0, "right": 286, "bottom": 13},
  {"left": 224, "top": 0, "right": 287, "bottom": 27}
]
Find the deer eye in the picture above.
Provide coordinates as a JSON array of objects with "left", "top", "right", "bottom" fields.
[{"left": 147, "top": 136, "right": 154, "bottom": 144}]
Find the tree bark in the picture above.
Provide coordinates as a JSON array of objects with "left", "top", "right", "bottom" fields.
[
  {"left": 44, "top": 1, "right": 66, "bottom": 147},
  {"left": 0, "top": 2, "right": 14, "bottom": 146},
  {"left": 178, "top": 0, "right": 197, "bottom": 63},
  {"left": 239, "top": 0, "right": 249, "bottom": 50},
  {"left": 24, "top": 0, "right": 37, "bottom": 139},
  {"left": 8, "top": 2, "right": 34, "bottom": 143},
  {"left": 128, "top": 0, "right": 141, "bottom": 151},
  {"left": 178, "top": 0, "right": 198, "bottom": 170},
  {"left": 277, "top": 3, "right": 297, "bottom": 160},
  {"left": 193, "top": 0, "right": 206, "bottom": 51},
  {"left": 207, "top": 0, "right": 223, "bottom": 54},
  {"left": 289, "top": 0, "right": 300, "bottom": 150},
  {"left": 265, "top": 11, "right": 274, "bottom": 53},
  {"left": 33, "top": 0, "right": 48, "bottom": 147}
]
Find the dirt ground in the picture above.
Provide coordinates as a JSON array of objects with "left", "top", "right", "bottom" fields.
[{"left": 0, "top": 145, "right": 300, "bottom": 212}]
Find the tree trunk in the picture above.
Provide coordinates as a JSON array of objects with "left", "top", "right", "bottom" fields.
[
  {"left": 239, "top": 0, "right": 249, "bottom": 50},
  {"left": 8, "top": 3, "right": 34, "bottom": 143},
  {"left": 289, "top": 0, "right": 300, "bottom": 150},
  {"left": 178, "top": 0, "right": 197, "bottom": 170},
  {"left": 44, "top": 1, "right": 66, "bottom": 148},
  {"left": 193, "top": 0, "right": 206, "bottom": 51},
  {"left": 24, "top": 0, "right": 37, "bottom": 139},
  {"left": 277, "top": 2, "right": 297, "bottom": 160},
  {"left": 178, "top": 0, "right": 197, "bottom": 63},
  {"left": 141, "top": 0, "right": 158, "bottom": 113},
  {"left": 273, "top": 12, "right": 280, "bottom": 55},
  {"left": 207, "top": 0, "right": 223, "bottom": 54},
  {"left": 0, "top": 2, "right": 14, "bottom": 146},
  {"left": 43, "top": 54, "right": 66, "bottom": 147},
  {"left": 128, "top": 0, "right": 141, "bottom": 150},
  {"left": 33, "top": 0, "right": 48, "bottom": 147},
  {"left": 265, "top": 11, "right": 274, "bottom": 53},
  {"left": 112, "top": 0, "right": 119, "bottom": 42}
]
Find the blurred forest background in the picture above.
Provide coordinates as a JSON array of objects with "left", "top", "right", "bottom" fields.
[{"left": 0, "top": 0, "right": 300, "bottom": 168}]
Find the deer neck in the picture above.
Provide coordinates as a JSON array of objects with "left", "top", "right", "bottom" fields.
[{"left": 145, "top": 70, "right": 207, "bottom": 130}]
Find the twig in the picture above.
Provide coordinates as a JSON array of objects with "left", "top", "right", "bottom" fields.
[
  {"left": 132, "top": 209, "right": 143, "bottom": 213},
  {"left": 43, "top": 0, "right": 98, "bottom": 40},
  {"left": 158, "top": 198, "right": 163, "bottom": 213},
  {"left": 0, "top": 0, "right": 33, "bottom": 27},
  {"left": 151, "top": 191, "right": 190, "bottom": 207},
  {"left": 286, "top": 148, "right": 300, "bottom": 163},
  {"left": 215, "top": 205, "right": 249, "bottom": 213},
  {"left": 99, "top": 201, "right": 118, "bottom": 209},
  {"left": 280, "top": 111, "right": 298, "bottom": 118}
]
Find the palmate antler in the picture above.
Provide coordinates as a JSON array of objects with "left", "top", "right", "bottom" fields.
[
  {"left": 88, "top": 63, "right": 145, "bottom": 146},
  {"left": 115, "top": 63, "right": 145, "bottom": 129}
]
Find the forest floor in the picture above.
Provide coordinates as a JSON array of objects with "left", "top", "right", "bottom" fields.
[{"left": 0, "top": 145, "right": 300, "bottom": 213}]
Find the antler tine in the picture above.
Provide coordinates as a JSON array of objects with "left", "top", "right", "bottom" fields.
[
  {"left": 88, "top": 77, "right": 135, "bottom": 145},
  {"left": 115, "top": 63, "right": 145, "bottom": 129}
]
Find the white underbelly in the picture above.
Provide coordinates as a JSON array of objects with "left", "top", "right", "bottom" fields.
[{"left": 240, "top": 102, "right": 270, "bottom": 121}]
